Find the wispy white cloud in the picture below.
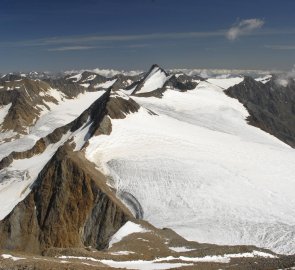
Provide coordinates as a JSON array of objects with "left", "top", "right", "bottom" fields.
[
  {"left": 274, "top": 65, "right": 295, "bottom": 86},
  {"left": 265, "top": 45, "right": 295, "bottom": 50},
  {"left": 2, "top": 22, "right": 293, "bottom": 52},
  {"left": 0, "top": 31, "right": 225, "bottom": 49},
  {"left": 47, "top": 44, "right": 152, "bottom": 51},
  {"left": 126, "top": 44, "right": 151, "bottom": 48},
  {"left": 47, "top": 46, "right": 98, "bottom": 51},
  {"left": 226, "top": 19, "right": 265, "bottom": 41}
]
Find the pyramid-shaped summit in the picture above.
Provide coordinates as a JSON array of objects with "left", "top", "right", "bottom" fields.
[{"left": 132, "top": 64, "right": 170, "bottom": 95}]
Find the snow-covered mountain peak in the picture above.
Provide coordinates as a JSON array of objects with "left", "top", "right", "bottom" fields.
[
  {"left": 132, "top": 64, "right": 170, "bottom": 95},
  {"left": 0, "top": 65, "right": 295, "bottom": 267}
]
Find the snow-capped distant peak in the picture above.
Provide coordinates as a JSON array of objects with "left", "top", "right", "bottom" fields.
[
  {"left": 255, "top": 75, "right": 272, "bottom": 84},
  {"left": 134, "top": 64, "right": 170, "bottom": 94},
  {"left": 66, "top": 73, "right": 82, "bottom": 82},
  {"left": 82, "top": 74, "right": 97, "bottom": 82}
]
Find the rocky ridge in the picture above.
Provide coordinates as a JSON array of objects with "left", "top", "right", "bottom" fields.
[{"left": 226, "top": 76, "right": 295, "bottom": 147}]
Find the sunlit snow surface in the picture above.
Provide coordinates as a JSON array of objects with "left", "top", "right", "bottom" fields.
[
  {"left": 58, "top": 250, "right": 276, "bottom": 269},
  {"left": 109, "top": 221, "right": 149, "bottom": 248},
  {"left": 94, "top": 78, "right": 117, "bottom": 89},
  {"left": 136, "top": 66, "right": 170, "bottom": 94},
  {"left": 86, "top": 79, "right": 295, "bottom": 254}
]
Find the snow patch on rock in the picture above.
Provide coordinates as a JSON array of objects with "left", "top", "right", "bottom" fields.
[{"left": 108, "top": 221, "right": 149, "bottom": 248}]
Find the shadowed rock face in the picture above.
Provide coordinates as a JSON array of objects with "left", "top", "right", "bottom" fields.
[
  {"left": 107, "top": 94, "right": 140, "bottom": 119},
  {"left": 165, "top": 75, "right": 198, "bottom": 92},
  {"left": 225, "top": 76, "right": 295, "bottom": 147},
  {"left": 0, "top": 145, "right": 131, "bottom": 254}
]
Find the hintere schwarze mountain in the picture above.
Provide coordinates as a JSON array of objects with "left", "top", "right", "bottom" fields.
[{"left": 0, "top": 65, "right": 295, "bottom": 269}]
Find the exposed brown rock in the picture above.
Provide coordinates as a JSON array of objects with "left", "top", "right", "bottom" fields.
[
  {"left": 0, "top": 145, "right": 132, "bottom": 254},
  {"left": 45, "top": 77, "right": 89, "bottom": 98},
  {"left": 106, "top": 95, "right": 140, "bottom": 119},
  {"left": 1, "top": 219, "right": 295, "bottom": 269},
  {"left": 93, "top": 115, "right": 112, "bottom": 136}
]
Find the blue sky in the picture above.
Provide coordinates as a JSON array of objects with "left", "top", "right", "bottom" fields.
[{"left": 0, "top": 0, "right": 295, "bottom": 72}]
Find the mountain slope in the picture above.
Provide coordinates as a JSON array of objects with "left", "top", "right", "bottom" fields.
[
  {"left": 86, "top": 78, "right": 295, "bottom": 255},
  {"left": 0, "top": 65, "right": 294, "bottom": 269},
  {"left": 0, "top": 144, "right": 131, "bottom": 253},
  {"left": 0, "top": 89, "right": 140, "bottom": 253}
]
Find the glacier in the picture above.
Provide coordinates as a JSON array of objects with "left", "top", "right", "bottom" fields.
[{"left": 86, "top": 78, "right": 295, "bottom": 254}]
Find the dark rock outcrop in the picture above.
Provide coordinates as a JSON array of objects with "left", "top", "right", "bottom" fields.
[
  {"left": 225, "top": 76, "right": 295, "bottom": 147},
  {"left": 107, "top": 94, "right": 140, "bottom": 119},
  {"left": 164, "top": 74, "right": 199, "bottom": 92},
  {"left": 110, "top": 74, "right": 143, "bottom": 92},
  {"left": 0, "top": 144, "right": 131, "bottom": 254}
]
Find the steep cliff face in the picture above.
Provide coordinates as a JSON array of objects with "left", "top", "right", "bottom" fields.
[
  {"left": 0, "top": 145, "right": 131, "bottom": 254},
  {"left": 225, "top": 76, "right": 295, "bottom": 147}
]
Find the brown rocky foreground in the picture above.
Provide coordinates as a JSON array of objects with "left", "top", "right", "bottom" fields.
[{"left": 1, "top": 219, "right": 295, "bottom": 270}]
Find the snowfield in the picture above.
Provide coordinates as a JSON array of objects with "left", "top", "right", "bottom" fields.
[
  {"left": 136, "top": 66, "right": 170, "bottom": 94},
  {"left": 108, "top": 221, "right": 149, "bottom": 248},
  {"left": 94, "top": 78, "right": 117, "bottom": 89},
  {"left": 86, "top": 78, "right": 295, "bottom": 255},
  {"left": 0, "top": 90, "right": 105, "bottom": 160},
  {"left": 0, "top": 103, "right": 12, "bottom": 131},
  {"left": 57, "top": 250, "right": 277, "bottom": 269}
]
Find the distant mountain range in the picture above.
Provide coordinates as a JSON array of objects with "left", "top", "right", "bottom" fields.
[{"left": 0, "top": 65, "right": 295, "bottom": 270}]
